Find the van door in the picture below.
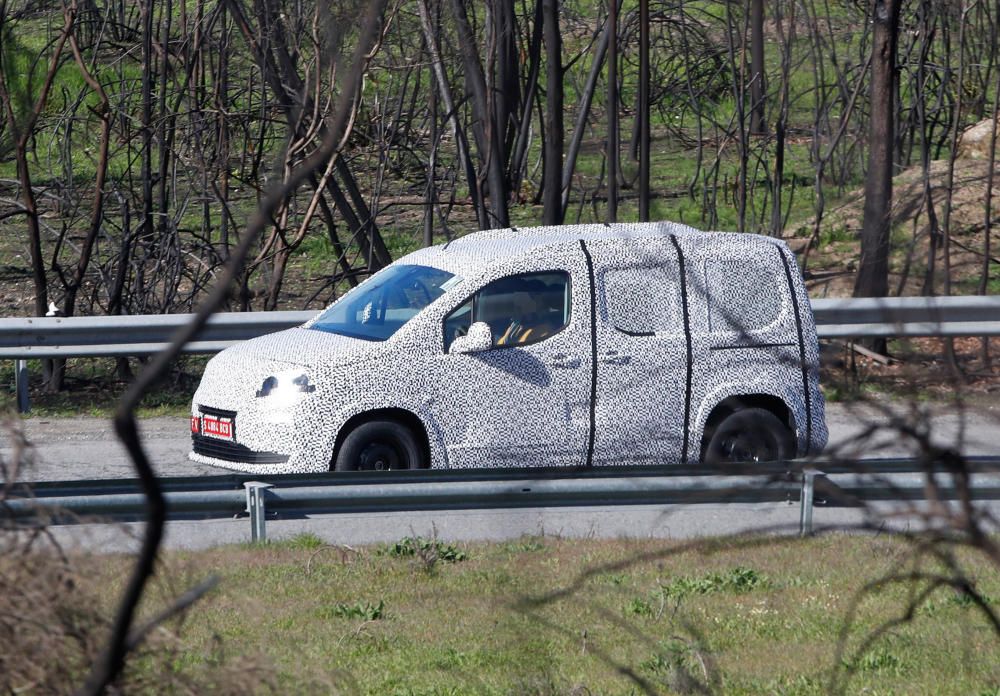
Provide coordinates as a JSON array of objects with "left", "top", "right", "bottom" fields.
[
  {"left": 586, "top": 237, "right": 691, "bottom": 465},
  {"left": 431, "top": 260, "right": 593, "bottom": 468}
]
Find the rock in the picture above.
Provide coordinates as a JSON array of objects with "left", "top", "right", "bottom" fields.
[{"left": 958, "top": 117, "right": 1000, "bottom": 160}]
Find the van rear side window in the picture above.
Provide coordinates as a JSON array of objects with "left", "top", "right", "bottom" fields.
[
  {"left": 706, "top": 259, "right": 783, "bottom": 334},
  {"left": 602, "top": 266, "right": 680, "bottom": 335}
]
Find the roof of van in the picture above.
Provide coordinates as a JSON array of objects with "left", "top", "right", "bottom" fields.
[{"left": 400, "top": 221, "right": 784, "bottom": 276}]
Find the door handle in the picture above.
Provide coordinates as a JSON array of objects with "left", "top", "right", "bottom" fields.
[
  {"left": 599, "top": 351, "right": 631, "bottom": 365},
  {"left": 550, "top": 353, "right": 581, "bottom": 369}
]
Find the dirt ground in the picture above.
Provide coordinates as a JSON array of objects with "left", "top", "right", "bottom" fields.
[{"left": 790, "top": 157, "right": 999, "bottom": 300}]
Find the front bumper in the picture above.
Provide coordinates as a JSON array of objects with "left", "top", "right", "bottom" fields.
[
  {"left": 188, "top": 400, "right": 327, "bottom": 474},
  {"left": 190, "top": 434, "right": 289, "bottom": 465}
]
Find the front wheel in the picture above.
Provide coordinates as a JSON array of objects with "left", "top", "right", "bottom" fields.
[
  {"left": 334, "top": 420, "right": 425, "bottom": 471},
  {"left": 702, "top": 408, "right": 795, "bottom": 465}
]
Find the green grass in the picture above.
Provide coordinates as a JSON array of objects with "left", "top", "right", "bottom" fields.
[
  {"left": 816, "top": 223, "right": 855, "bottom": 249},
  {"left": 377, "top": 536, "right": 469, "bottom": 564},
  {"left": 1, "top": 356, "right": 202, "bottom": 418},
  {"left": 86, "top": 534, "right": 1000, "bottom": 694},
  {"left": 954, "top": 273, "right": 1000, "bottom": 296}
]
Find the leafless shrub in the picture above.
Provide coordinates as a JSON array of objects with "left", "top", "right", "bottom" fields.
[{"left": 0, "top": 416, "right": 276, "bottom": 695}]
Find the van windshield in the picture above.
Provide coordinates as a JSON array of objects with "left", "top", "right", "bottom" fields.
[{"left": 309, "top": 265, "right": 458, "bottom": 341}]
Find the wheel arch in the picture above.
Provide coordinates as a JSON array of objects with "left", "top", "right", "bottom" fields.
[
  {"left": 330, "top": 407, "right": 433, "bottom": 470},
  {"left": 698, "top": 393, "right": 797, "bottom": 459}
]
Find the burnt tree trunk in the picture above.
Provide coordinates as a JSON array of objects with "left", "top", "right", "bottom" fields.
[
  {"left": 542, "top": 0, "right": 563, "bottom": 225},
  {"left": 854, "top": 0, "right": 901, "bottom": 353},
  {"left": 638, "top": 0, "right": 650, "bottom": 220},
  {"left": 562, "top": 11, "right": 609, "bottom": 218},
  {"left": 749, "top": 0, "right": 766, "bottom": 135},
  {"left": 492, "top": 0, "right": 519, "bottom": 159},
  {"left": 449, "top": 0, "right": 510, "bottom": 228},
  {"left": 607, "top": 0, "right": 618, "bottom": 222}
]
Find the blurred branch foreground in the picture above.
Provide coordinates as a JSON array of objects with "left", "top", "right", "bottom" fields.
[{"left": 11, "top": 1, "right": 393, "bottom": 693}]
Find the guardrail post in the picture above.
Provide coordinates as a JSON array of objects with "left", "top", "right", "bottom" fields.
[
  {"left": 244, "top": 481, "right": 273, "bottom": 542},
  {"left": 799, "top": 469, "right": 820, "bottom": 536},
  {"left": 15, "top": 360, "right": 29, "bottom": 414}
]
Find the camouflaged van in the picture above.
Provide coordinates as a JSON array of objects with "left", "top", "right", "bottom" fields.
[{"left": 190, "top": 222, "right": 827, "bottom": 473}]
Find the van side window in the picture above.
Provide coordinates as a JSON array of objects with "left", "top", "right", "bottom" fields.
[
  {"left": 706, "top": 259, "right": 782, "bottom": 334},
  {"left": 443, "top": 272, "right": 571, "bottom": 351},
  {"left": 602, "top": 266, "right": 679, "bottom": 335}
]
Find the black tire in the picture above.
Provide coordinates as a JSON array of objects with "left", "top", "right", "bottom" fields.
[
  {"left": 702, "top": 408, "right": 796, "bottom": 465},
  {"left": 334, "top": 420, "right": 425, "bottom": 471}
]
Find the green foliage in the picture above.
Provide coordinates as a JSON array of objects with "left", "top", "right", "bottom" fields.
[
  {"left": 625, "top": 596, "right": 654, "bottom": 617},
  {"left": 948, "top": 587, "right": 995, "bottom": 608},
  {"left": 818, "top": 224, "right": 855, "bottom": 248},
  {"left": 848, "top": 646, "right": 904, "bottom": 675},
  {"left": 283, "top": 533, "right": 326, "bottom": 550},
  {"left": 500, "top": 536, "right": 546, "bottom": 554},
  {"left": 640, "top": 637, "right": 701, "bottom": 675},
  {"left": 734, "top": 673, "right": 826, "bottom": 695},
  {"left": 0, "top": 25, "right": 36, "bottom": 145},
  {"left": 298, "top": 234, "right": 340, "bottom": 275},
  {"left": 660, "top": 566, "right": 769, "bottom": 600},
  {"left": 320, "top": 599, "right": 385, "bottom": 622},
  {"left": 379, "top": 536, "right": 467, "bottom": 563}
]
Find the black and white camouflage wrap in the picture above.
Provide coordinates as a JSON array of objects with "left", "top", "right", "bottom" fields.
[{"left": 190, "top": 222, "right": 828, "bottom": 474}]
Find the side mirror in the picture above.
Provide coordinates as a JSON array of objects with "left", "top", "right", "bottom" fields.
[{"left": 450, "top": 321, "right": 493, "bottom": 355}]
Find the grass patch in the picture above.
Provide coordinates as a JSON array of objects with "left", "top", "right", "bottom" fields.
[
  {"left": 320, "top": 599, "right": 386, "bottom": 622},
  {"left": 281, "top": 532, "right": 326, "bottom": 550},
  {"left": 500, "top": 536, "right": 546, "bottom": 554},
  {"left": 660, "top": 565, "right": 769, "bottom": 599},
  {"left": 378, "top": 536, "right": 468, "bottom": 563},
  {"left": 817, "top": 223, "right": 855, "bottom": 249},
  {"left": 31, "top": 534, "right": 992, "bottom": 694}
]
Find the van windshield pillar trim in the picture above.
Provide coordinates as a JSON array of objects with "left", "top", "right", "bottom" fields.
[
  {"left": 579, "top": 239, "right": 598, "bottom": 468},
  {"left": 669, "top": 234, "right": 693, "bottom": 464},
  {"left": 776, "top": 246, "right": 813, "bottom": 452}
]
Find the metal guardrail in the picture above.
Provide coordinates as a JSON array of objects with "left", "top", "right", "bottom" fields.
[
  {"left": 0, "top": 310, "right": 311, "bottom": 412},
  {"left": 3, "top": 296, "right": 999, "bottom": 412},
  {"left": 2, "top": 296, "right": 998, "bottom": 360},
  {"left": 0, "top": 310, "right": 313, "bottom": 359},
  {"left": 5, "top": 458, "right": 1000, "bottom": 541},
  {"left": 812, "top": 295, "right": 1000, "bottom": 338}
]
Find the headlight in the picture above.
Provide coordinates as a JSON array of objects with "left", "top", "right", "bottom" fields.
[
  {"left": 255, "top": 372, "right": 316, "bottom": 399},
  {"left": 291, "top": 374, "right": 316, "bottom": 393},
  {"left": 256, "top": 376, "right": 279, "bottom": 398}
]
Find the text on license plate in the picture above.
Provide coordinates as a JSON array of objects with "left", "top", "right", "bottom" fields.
[{"left": 199, "top": 414, "right": 234, "bottom": 440}]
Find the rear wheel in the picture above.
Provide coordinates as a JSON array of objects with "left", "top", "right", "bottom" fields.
[
  {"left": 334, "top": 420, "right": 425, "bottom": 471},
  {"left": 702, "top": 408, "right": 795, "bottom": 465}
]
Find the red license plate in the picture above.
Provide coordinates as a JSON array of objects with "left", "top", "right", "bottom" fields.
[{"left": 201, "top": 414, "right": 234, "bottom": 441}]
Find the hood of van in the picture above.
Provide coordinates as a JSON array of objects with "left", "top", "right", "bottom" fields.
[{"left": 218, "top": 327, "right": 386, "bottom": 368}]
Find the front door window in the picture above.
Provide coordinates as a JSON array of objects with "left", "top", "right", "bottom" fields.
[{"left": 443, "top": 272, "right": 570, "bottom": 352}]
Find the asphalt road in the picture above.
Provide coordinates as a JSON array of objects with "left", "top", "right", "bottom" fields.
[
  {"left": 3, "top": 401, "right": 997, "bottom": 483},
  {"left": 2, "top": 401, "right": 998, "bottom": 550}
]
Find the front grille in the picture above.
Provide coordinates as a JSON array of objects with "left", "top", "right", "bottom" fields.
[
  {"left": 197, "top": 405, "right": 237, "bottom": 419},
  {"left": 192, "top": 434, "right": 289, "bottom": 465}
]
